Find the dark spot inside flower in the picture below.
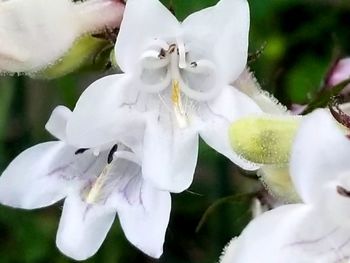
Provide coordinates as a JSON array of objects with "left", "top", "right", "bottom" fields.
[
  {"left": 337, "top": 185, "right": 350, "bottom": 198},
  {"left": 168, "top": 44, "right": 176, "bottom": 54},
  {"left": 75, "top": 148, "right": 89, "bottom": 155},
  {"left": 191, "top": 62, "right": 198, "bottom": 67},
  {"left": 107, "top": 144, "right": 119, "bottom": 164},
  {"left": 158, "top": 48, "right": 166, "bottom": 59}
]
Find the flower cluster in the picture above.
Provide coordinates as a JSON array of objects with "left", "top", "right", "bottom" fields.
[
  {"left": 2, "top": 0, "right": 350, "bottom": 261},
  {"left": 0, "top": 0, "right": 264, "bottom": 260},
  {"left": 221, "top": 109, "right": 350, "bottom": 262}
]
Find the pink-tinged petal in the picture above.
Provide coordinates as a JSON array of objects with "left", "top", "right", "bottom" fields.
[
  {"left": 198, "top": 86, "right": 262, "bottom": 171},
  {"left": 182, "top": 0, "right": 250, "bottom": 83},
  {"left": 56, "top": 194, "right": 116, "bottom": 261},
  {"left": 74, "top": 0, "right": 125, "bottom": 33},
  {"left": 327, "top": 58, "right": 350, "bottom": 87},
  {"left": 115, "top": 0, "right": 180, "bottom": 73},
  {"left": 45, "top": 105, "right": 72, "bottom": 141}
]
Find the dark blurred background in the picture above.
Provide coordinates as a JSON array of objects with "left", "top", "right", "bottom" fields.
[{"left": 0, "top": 0, "right": 349, "bottom": 262}]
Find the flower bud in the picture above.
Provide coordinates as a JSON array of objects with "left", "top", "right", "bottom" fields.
[
  {"left": 258, "top": 165, "right": 300, "bottom": 203},
  {"left": 32, "top": 36, "right": 108, "bottom": 79},
  {"left": 229, "top": 116, "right": 300, "bottom": 165},
  {"left": 0, "top": 0, "right": 124, "bottom": 74}
]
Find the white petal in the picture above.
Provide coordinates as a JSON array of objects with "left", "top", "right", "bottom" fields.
[
  {"left": 117, "top": 182, "right": 171, "bottom": 258},
  {"left": 67, "top": 74, "right": 145, "bottom": 149},
  {"left": 142, "top": 117, "right": 199, "bottom": 193},
  {"left": 290, "top": 109, "right": 350, "bottom": 223},
  {"left": 56, "top": 194, "right": 116, "bottom": 261},
  {"left": 0, "top": 142, "right": 73, "bottom": 209},
  {"left": 115, "top": 0, "right": 179, "bottom": 73},
  {"left": 219, "top": 238, "right": 238, "bottom": 263},
  {"left": 0, "top": 141, "right": 108, "bottom": 209},
  {"left": 45, "top": 105, "right": 72, "bottom": 141},
  {"left": 232, "top": 205, "right": 350, "bottom": 263},
  {"left": 198, "top": 86, "right": 262, "bottom": 170},
  {"left": 182, "top": 0, "right": 250, "bottom": 83}
]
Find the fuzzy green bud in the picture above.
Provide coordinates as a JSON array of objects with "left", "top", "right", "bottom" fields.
[
  {"left": 32, "top": 36, "right": 109, "bottom": 79},
  {"left": 229, "top": 116, "right": 300, "bottom": 164},
  {"left": 258, "top": 165, "right": 300, "bottom": 203}
]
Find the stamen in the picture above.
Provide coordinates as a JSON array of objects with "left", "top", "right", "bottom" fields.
[
  {"left": 177, "top": 38, "right": 187, "bottom": 69},
  {"left": 107, "top": 144, "right": 118, "bottom": 164},
  {"left": 140, "top": 50, "right": 170, "bottom": 70},
  {"left": 75, "top": 148, "right": 89, "bottom": 155},
  {"left": 337, "top": 186, "right": 350, "bottom": 198},
  {"left": 168, "top": 44, "right": 177, "bottom": 54}
]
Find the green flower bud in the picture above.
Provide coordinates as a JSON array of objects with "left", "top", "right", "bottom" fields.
[
  {"left": 229, "top": 116, "right": 300, "bottom": 164},
  {"left": 258, "top": 165, "right": 300, "bottom": 203},
  {"left": 32, "top": 36, "right": 109, "bottom": 79}
]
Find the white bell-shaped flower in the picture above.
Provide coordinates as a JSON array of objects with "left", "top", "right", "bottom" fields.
[{"left": 67, "top": 0, "right": 262, "bottom": 193}]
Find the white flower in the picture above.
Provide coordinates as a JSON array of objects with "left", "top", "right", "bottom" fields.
[
  {"left": 222, "top": 109, "right": 350, "bottom": 263},
  {"left": 67, "top": 0, "right": 262, "bottom": 193},
  {"left": 0, "top": 106, "right": 171, "bottom": 260},
  {"left": 0, "top": 0, "right": 125, "bottom": 73}
]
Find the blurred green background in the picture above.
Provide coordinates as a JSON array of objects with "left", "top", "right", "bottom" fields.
[{"left": 0, "top": 0, "right": 349, "bottom": 262}]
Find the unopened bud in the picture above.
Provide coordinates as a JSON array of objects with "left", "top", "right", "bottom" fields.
[
  {"left": 258, "top": 165, "right": 300, "bottom": 203},
  {"left": 229, "top": 116, "right": 300, "bottom": 164},
  {"left": 32, "top": 36, "right": 108, "bottom": 79},
  {"left": 0, "top": 0, "right": 124, "bottom": 74}
]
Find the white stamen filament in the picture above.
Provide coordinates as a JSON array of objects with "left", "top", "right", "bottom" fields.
[{"left": 177, "top": 38, "right": 187, "bottom": 69}]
